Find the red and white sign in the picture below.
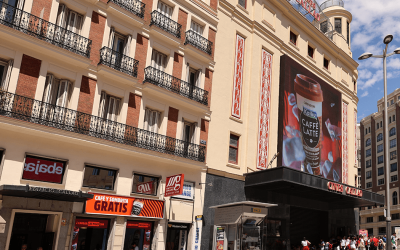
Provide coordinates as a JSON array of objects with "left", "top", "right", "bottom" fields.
[
  {"left": 294, "top": 0, "right": 320, "bottom": 21},
  {"left": 137, "top": 181, "right": 153, "bottom": 194},
  {"left": 22, "top": 156, "right": 65, "bottom": 184},
  {"left": 327, "top": 182, "right": 343, "bottom": 193},
  {"left": 327, "top": 182, "right": 362, "bottom": 197},
  {"left": 231, "top": 34, "right": 245, "bottom": 119},
  {"left": 165, "top": 174, "right": 184, "bottom": 197},
  {"left": 346, "top": 186, "right": 363, "bottom": 197}
]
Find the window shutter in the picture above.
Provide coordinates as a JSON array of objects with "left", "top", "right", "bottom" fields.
[
  {"left": 56, "top": 4, "right": 67, "bottom": 28},
  {"left": 123, "top": 35, "right": 132, "bottom": 56},
  {"left": 56, "top": 80, "right": 70, "bottom": 107},
  {"left": 98, "top": 91, "right": 107, "bottom": 118},
  {"left": 144, "top": 108, "right": 150, "bottom": 130},
  {"left": 186, "top": 63, "right": 190, "bottom": 82},
  {"left": 108, "top": 27, "right": 115, "bottom": 49},
  {"left": 1, "top": 59, "right": 13, "bottom": 91},
  {"left": 154, "top": 111, "right": 160, "bottom": 133},
  {"left": 16, "top": 0, "right": 25, "bottom": 10},
  {"left": 195, "top": 69, "right": 201, "bottom": 87},
  {"left": 189, "top": 123, "right": 196, "bottom": 143},
  {"left": 42, "top": 74, "right": 54, "bottom": 103}
]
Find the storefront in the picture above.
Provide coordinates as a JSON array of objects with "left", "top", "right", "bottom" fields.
[{"left": 166, "top": 223, "right": 190, "bottom": 250}]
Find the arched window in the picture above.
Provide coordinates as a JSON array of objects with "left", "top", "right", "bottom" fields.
[
  {"left": 366, "top": 138, "right": 371, "bottom": 147},
  {"left": 390, "top": 127, "right": 396, "bottom": 137},
  {"left": 377, "top": 133, "right": 383, "bottom": 142},
  {"left": 393, "top": 191, "right": 398, "bottom": 206}
]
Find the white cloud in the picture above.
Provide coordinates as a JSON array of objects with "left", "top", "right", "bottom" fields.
[{"left": 360, "top": 91, "right": 368, "bottom": 97}]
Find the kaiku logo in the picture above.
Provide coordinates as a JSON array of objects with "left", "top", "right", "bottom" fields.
[
  {"left": 22, "top": 156, "right": 65, "bottom": 183},
  {"left": 165, "top": 174, "right": 184, "bottom": 197},
  {"left": 137, "top": 181, "right": 153, "bottom": 194}
]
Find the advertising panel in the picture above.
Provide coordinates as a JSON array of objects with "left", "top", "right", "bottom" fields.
[
  {"left": 173, "top": 181, "right": 194, "bottom": 200},
  {"left": 22, "top": 155, "right": 66, "bottom": 184},
  {"left": 85, "top": 193, "right": 165, "bottom": 218},
  {"left": 137, "top": 181, "right": 154, "bottom": 195},
  {"left": 359, "top": 229, "right": 368, "bottom": 237},
  {"left": 278, "top": 55, "right": 342, "bottom": 182},
  {"left": 165, "top": 174, "right": 185, "bottom": 197}
]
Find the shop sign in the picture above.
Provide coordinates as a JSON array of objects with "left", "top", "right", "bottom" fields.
[
  {"left": 165, "top": 174, "right": 184, "bottom": 197},
  {"left": 85, "top": 193, "right": 165, "bottom": 219},
  {"left": 168, "top": 223, "right": 189, "bottom": 229},
  {"left": 137, "top": 181, "right": 153, "bottom": 194},
  {"left": 74, "top": 218, "right": 108, "bottom": 228},
  {"left": 192, "top": 215, "right": 203, "bottom": 250},
  {"left": 345, "top": 186, "right": 362, "bottom": 197},
  {"left": 23, "top": 156, "right": 65, "bottom": 184},
  {"left": 173, "top": 182, "right": 194, "bottom": 200},
  {"left": 29, "top": 186, "right": 80, "bottom": 196},
  {"left": 127, "top": 221, "right": 152, "bottom": 229},
  {"left": 327, "top": 182, "right": 362, "bottom": 197},
  {"left": 294, "top": 0, "right": 320, "bottom": 21},
  {"left": 251, "top": 208, "right": 261, "bottom": 213}
]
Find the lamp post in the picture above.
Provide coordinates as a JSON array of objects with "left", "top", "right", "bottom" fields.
[{"left": 359, "top": 34, "right": 400, "bottom": 250}]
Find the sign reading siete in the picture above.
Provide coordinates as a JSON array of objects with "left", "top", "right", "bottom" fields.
[
  {"left": 23, "top": 156, "right": 65, "bottom": 184},
  {"left": 165, "top": 174, "right": 184, "bottom": 197}
]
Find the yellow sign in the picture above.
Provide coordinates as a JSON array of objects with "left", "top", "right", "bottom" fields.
[{"left": 251, "top": 208, "right": 261, "bottom": 213}]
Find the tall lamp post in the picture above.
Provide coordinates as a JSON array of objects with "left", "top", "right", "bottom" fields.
[{"left": 358, "top": 35, "right": 400, "bottom": 250}]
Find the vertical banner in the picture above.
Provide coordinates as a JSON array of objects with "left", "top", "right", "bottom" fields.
[
  {"left": 231, "top": 34, "right": 245, "bottom": 118},
  {"left": 342, "top": 102, "right": 348, "bottom": 184},
  {"left": 192, "top": 216, "right": 203, "bottom": 250},
  {"left": 355, "top": 110, "right": 357, "bottom": 165},
  {"left": 257, "top": 49, "right": 273, "bottom": 170},
  {"left": 179, "top": 230, "right": 187, "bottom": 250}
]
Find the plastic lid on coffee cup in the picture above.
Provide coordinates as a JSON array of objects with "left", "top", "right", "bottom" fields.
[{"left": 294, "top": 74, "right": 323, "bottom": 102}]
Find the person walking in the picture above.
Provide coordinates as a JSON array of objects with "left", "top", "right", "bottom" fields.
[
  {"left": 320, "top": 240, "right": 325, "bottom": 250},
  {"left": 342, "top": 237, "right": 347, "bottom": 250},
  {"left": 358, "top": 235, "right": 365, "bottom": 250},
  {"left": 350, "top": 237, "right": 357, "bottom": 250},
  {"left": 302, "top": 238, "right": 311, "bottom": 250}
]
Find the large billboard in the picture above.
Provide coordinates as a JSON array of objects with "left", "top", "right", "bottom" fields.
[{"left": 278, "top": 55, "right": 342, "bottom": 182}]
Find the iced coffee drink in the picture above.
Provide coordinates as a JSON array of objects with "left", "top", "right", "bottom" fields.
[
  {"left": 132, "top": 199, "right": 144, "bottom": 216},
  {"left": 294, "top": 74, "right": 323, "bottom": 175}
]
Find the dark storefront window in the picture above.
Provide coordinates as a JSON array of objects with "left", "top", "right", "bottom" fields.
[
  {"left": 124, "top": 221, "right": 153, "bottom": 250},
  {"left": 72, "top": 218, "right": 110, "bottom": 250},
  {"left": 367, "top": 228, "right": 373, "bottom": 236},
  {"left": 379, "top": 227, "right": 386, "bottom": 235},
  {"left": 83, "top": 165, "right": 117, "bottom": 190},
  {"left": 166, "top": 223, "right": 190, "bottom": 250},
  {"left": 132, "top": 173, "right": 159, "bottom": 195}
]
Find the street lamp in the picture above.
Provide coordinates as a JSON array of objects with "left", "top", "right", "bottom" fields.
[{"left": 359, "top": 34, "right": 400, "bottom": 250}]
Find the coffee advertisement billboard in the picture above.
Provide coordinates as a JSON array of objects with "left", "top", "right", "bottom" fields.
[{"left": 278, "top": 55, "right": 342, "bottom": 182}]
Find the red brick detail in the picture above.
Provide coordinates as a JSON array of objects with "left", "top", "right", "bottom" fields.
[
  {"left": 88, "top": 11, "right": 106, "bottom": 66},
  {"left": 77, "top": 76, "right": 97, "bottom": 114},
  {"left": 166, "top": 107, "right": 179, "bottom": 138},
  {"left": 204, "top": 69, "right": 213, "bottom": 107},
  {"left": 209, "top": 0, "right": 218, "bottom": 11},
  {"left": 172, "top": 52, "right": 183, "bottom": 79},
  {"left": 200, "top": 119, "right": 209, "bottom": 159},
  {"left": 126, "top": 93, "right": 142, "bottom": 127},
  {"left": 142, "top": 0, "right": 154, "bottom": 25},
  {"left": 31, "top": 0, "right": 53, "bottom": 21},
  {"left": 177, "top": 9, "right": 188, "bottom": 43},
  {"left": 208, "top": 28, "right": 216, "bottom": 60},
  {"left": 135, "top": 34, "right": 149, "bottom": 83},
  {"left": 15, "top": 54, "right": 42, "bottom": 99}
]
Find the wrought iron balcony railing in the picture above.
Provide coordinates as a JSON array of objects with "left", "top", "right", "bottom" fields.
[
  {"left": 143, "top": 67, "right": 208, "bottom": 106},
  {"left": 0, "top": 2, "right": 92, "bottom": 58},
  {"left": 99, "top": 47, "right": 139, "bottom": 78},
  {"left": 108, "top": 0, "right": 145, "bottom": 19},
  {"left": 150, "top": 10, "right": 181, "bottom": 39},
  {"left": 184, "top": 30, "right": 213, "bottom": 56},
  {"left": 0, "top": 91, "right": 206, "bottom": 162}
]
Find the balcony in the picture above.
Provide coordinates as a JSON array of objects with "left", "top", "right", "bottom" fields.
[
  {"left": 150, "top": 10, "right": 181, "bottom": 39},
  {"left": 320, "top": 0, "right": 344, "bottom": 10},
  {"left": 108, "top": 0, "right": 145, "bottom": 19},
  {"left": 184, "top": 30, "right": 212, "bottom": 56},
  {"left": 143, "top": 67, "right": 208, "bottom": 106},
  {"left": 0, "top": 91, "right": 206, "bottom": 162},
  {"left": 0, "top": 2, "right": 92, "bottom": 58},
  {"left": 99, "top": 47, "right": 139, "bottom": 78}
]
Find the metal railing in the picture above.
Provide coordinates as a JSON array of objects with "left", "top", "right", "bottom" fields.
[
  {"left": 150, "top": 10, "right": 181, "bottom": 39},
  {"left": 0, "top": 91, "right": 206, "bottom": 162},
  {"left": 143, "top": 66, "right": 209, "bottom": 106},
  {"left": 184, "top": 30, "right": 213, "bottom": 56},
  {"left": 0, "top": 2, "right": 92, "bottom": 58},
  {"left": 108, "top": 0, "right": 145, "bottom": 19},
  {"left": 320, "top": 0, "right": 344, "bottom": 10},
  {"left": 99, "top": 47, "right": 139, "bottom": 78}
]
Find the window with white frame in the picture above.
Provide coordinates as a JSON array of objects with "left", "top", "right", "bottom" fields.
[
  {"left": 190, "top": 20, "right": 203, "bottom": 35},
  {"left": 151, "top": 50, "right": 167, "bottom": 71},
  {"left": 143, "top": 108, "right": 161, "bottom": 133},
  {"left": 56, "top": 4, "right": 84, "bottom": 34},
  {"left": 98, "top": 92, "right": 121, "bottom": 121},
  {"left": 182, "top": 119, "right": 196, "bottom": 143},
  {"left": 0, "top": 59, "right": 13, "bottom": 91},
  {"left": 157, "top": 1, "right": 173, "bottom": 17},
  {"left": 108, "top": 27, "right": 132, "bottom": 57},
  {"left": 42, "top": 74, "right": 72, "bottom": 108}
]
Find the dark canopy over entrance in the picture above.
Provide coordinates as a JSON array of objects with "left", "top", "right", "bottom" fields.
[{"left": 245, "top": 167, "right": 384, "bottom": 210}]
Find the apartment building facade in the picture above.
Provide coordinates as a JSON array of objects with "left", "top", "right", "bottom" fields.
[
  {"left": 0, "top": 0, "right": 217, "bottom": 249},
  {"left": 360, "top": 88, "right": 400, "bottom": 236}
]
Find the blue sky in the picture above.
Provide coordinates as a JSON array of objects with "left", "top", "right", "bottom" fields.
[{"left": 316, "top": 0, "right": 400, "bottom": 122}]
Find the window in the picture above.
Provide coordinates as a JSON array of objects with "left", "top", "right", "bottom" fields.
[
  {"left": 98, "top": 92, "right": 121, "bottom": 121},
  {"left": 394, "top": 115, "right": 396, "bottom": 122},
  {"left": 391, "top": 175, "right": 398, "bottom": 182},
  {"left": 391, "top": 163, "right": 397, "bottom": 172},
  {"left": 308, "top": 45, "right": 314, "bottom": 58},
  {"left": 377, "top": 144, "right": 383, "bottom": 153},
  {"left": 334, "top": 18, "right": 342, "bottom": 34},
  {"left": 366, "top": 149, "right": 371, "bottom": 157},
  {"left": 151, "top": 50, "right": 167, "bottom": 71},
  {"left": 366, "top": 159, "right": 371, "bottom": 168},
  {"left": 346, "top": 21, "right": 350, "bottom": 44},
  {"left": 377, "top": 123, "right": 379, "bottom": 129},
  {"left": 42, "top": 74, "right": 72, "bottom": 108},
  {"left": 366, "top": 138, "right": 371, "bottom": 147},
  {"left": 182, "top": 120, "right": 196, "bottom": 143},
  {"left": 56, "top": 4, "right": 84, "bottom": 34},
  {"left": 381, "top": 121, "right": 383, "bottom": 127},
  {"left": 238, "top": 0, "right": 246, "bottom": 8},
  {"left": 394, "top": 191, "right": 398, "bottom": 206},
  {"left": 366, "top": 128, "right": 368, "bottom": 134},
  {"left": 390, "top": 127, "right": 396, "bottom": 137},
  {"left": 391, "top": 139, "right": 396, "bottom": 148},
  {"left": 366, "top": 171, "right": 372, "bottom": 179},
  {"left": 157, "top": 1, "right": 173, "bottom": 17},
  {"left": 289, "top": 31, "right": 297, "bottom": 45},
  {"left": 366, "top": 182, "right": 372, "bottom": 188},
  {"left": 377, "top": 133, "right": 383, "bottom": 142},
  {"left": 379, "top": 215, "right": 385, "bottom": 221},
  {"left": 390, "top": 117, "right": 392, "bottom": 123},
  {"left": 369, "top": 127, "right": 371, "bottom": 133},
  {"left": 378, "top": 178, "right": 384, "bottom": 185},
  {"left": 190, "top": 21, "right": 203, "bottom": 35},
  {"left": 108, "top": 27, "right": 131, "bottom": 57},
  {"left": 366, "top": 217, "right": 373, "bottom": 223},
  {"left": 229, "top": 134, "right": 239, "bottom": 164},
  {"left": 132, "top": 173, "right": 159, "bottom": 195},
  {"left": 186, "top": 65, "right": 201, "bottom": 88},
  {"left": 320, "top": 21, "right": 328, "bottom": 33},
  {"left": 379, "top": 227, "right": 386, "bottom": 235},
  {"left": 391, "top": 151, "right": 397, "bottom": 160},
  {"left": 143, "top": 108, "right": 161, "bottom": 133},
  {"left": 323, "top": 58, "right": 329, "bottom": 70},
  {"left": 392, "top": 100, "right": 394, "bottom": 105},
  {"left": 0, "top": 59, "right": 13, "bottom": 91},
  {"left": 367, "top": 228, "right": 373, "bottom": 236},
  {"left": 83, "top": 165, "right": 117, "bottom": 190},
  {"left": 378, "top": 167, "right": 384, "bottom": 176},
  {"left": 378, "top": 155, "right": 383, "bottom": 164},
  {"left": 393, "top": 213, "right": 400, "bottom": 220}
]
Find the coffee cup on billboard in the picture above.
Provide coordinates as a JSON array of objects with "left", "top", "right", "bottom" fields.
[
  {"left": 131, "top": 199, "right": 144, "bottom": 216},
  {"left": 146, "top": 230, "right": 151, "bottom": 241},
  {"left": 294, "top": 74, "right": 323, "bottom": 175}
]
